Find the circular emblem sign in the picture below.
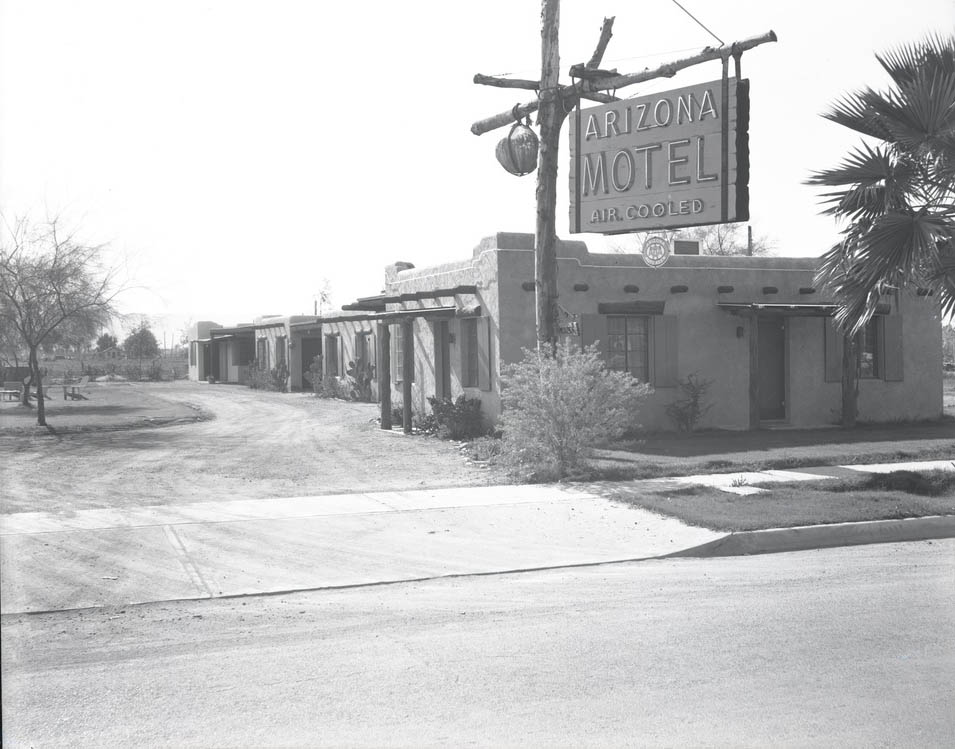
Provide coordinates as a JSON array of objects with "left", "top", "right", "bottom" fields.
[{"left": 642, "top": 236, "right": 671, "bottom": 267}]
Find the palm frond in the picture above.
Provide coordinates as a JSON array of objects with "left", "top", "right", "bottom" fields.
[{"left": 877, "top": 34, "right": 955, "bottom": 88}]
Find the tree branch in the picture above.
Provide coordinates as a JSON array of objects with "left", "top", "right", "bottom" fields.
[
  {"left": 471, "top": 29, "right": 777, "bottom": 135},
  {"left": 473, "top": 74, "right": 540, "bottom": 90},
  {"left": 580, "top": 30, "right": 778, "bottom": 93},
  {"left": 586, "top": 16, "right": 615, "bottom": 69}
]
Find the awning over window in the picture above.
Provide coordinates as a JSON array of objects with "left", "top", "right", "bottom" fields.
[
  {"left": 718, "top": 302, "right": 890, "bottom": 317},
  {"left": 717, "top": 302, "right": 838, "bottom": 317}
]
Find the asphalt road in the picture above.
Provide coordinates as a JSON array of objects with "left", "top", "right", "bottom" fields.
[{"left": 3, "top": 540, "right": 953, "bottom": 748}]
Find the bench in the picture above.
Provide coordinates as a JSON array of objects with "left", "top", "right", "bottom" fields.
[
  {"left": 1, "top": 381, "right": 22, "bottom": 401},
  {"left": 63, "top": 375, "right": 91, "bottom": 400}
]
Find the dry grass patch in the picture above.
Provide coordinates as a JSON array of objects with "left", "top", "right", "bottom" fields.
[{"left": 610, "top": 470, "right": 955, "bottom": 532}]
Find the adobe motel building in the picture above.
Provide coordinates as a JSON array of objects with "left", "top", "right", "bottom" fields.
[{"left": 190, "top": 231, "right": 942, "bottom": 431}]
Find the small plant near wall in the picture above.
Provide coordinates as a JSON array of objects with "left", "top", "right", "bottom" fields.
[
  {"left": 345, "top": 360, "right": 376, "bottom": 402},
  {"left": 247, "top": 360, "right": 288, "bottom": 392},
  {"left": 307, "top": 354, "right": 323, "bottom": 394},
  {"left": 427, "top": 395, "right": 484, "bottom": 440},
  {"left": 665, "top": 373, "right": 714, "bottom": 432},
  {"left": 498, "top": 342, "right": 650, "bottom": 480}
]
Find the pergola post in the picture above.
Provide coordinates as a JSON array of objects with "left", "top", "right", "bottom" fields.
[
  {"left": 378, "top": 322, "right": 392, "bottom": 430},
  {"left": 402, "top": 318, "right": 414, "bottom": 434}
]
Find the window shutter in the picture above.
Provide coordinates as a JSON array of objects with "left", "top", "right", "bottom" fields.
[
  {"left": 477, "top": 317, "right": 492, "bottom": 391},
  {"left": 882, "top": 316, "right": 903, "bottom": 381},
  {"left": 652, "top": 315, "right": 678, "bottom": 387},
  {"left": 579, "top": 314, "right": 606, "bottom": 359},
  {"left": 824, "top": 319, "right": 843, "bottom": 383}
]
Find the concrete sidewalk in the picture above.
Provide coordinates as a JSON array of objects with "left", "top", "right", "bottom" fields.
[
  {"left": 2, "top": 458, "right": 952, "bottom": 615},
  {"left": 0, "top": 484, "right": 719, "bottom": 614}
]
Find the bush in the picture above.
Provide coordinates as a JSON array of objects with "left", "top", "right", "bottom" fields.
[
  {"left": 427, "top": 395, "right": 484, "bottom": 440},
  {"left": 307, "top": 355, "right": 323, "bottom": 393},
  {"left": 247, "top": 360, "right": 288, "bottom": 391},
  {"left": 388, "top": 397, "right": 436, "bottom": 432},
  {"left": 665, "top": 373, "right": 714, "bottom": 432},
  {"left": 498, "top": 342, "right": 651, "bottom": 480}
]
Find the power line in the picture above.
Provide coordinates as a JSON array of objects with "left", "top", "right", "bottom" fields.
[{"left": 668, "top": 0, "right": 724, "bottom": 46}]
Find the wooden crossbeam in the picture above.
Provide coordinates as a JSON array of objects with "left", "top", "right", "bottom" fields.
[{"left": 471, "top": 29, "right": 777, "bottom": 136}]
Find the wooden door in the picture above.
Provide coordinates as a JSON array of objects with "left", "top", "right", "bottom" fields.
[{"left": 757, "top": 317, "right": 786, "bottom": 420}]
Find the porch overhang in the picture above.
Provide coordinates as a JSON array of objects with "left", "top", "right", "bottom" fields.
[
  {"left": 718, "top": 302, "right": 890, "bottom": 317},
  {"left": 342, "top": 285, "right": 480, "bottom": 311},
  {"left": 300, "top": 305, "right": 474, "bottom": 326},
  {"left": 718, "top": 302, "right": 838, "bottom": 317}
]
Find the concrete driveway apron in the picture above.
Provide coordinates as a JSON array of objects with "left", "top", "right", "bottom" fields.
[{"left": 0, "top": 484, "right": 717, "bottom": 613}]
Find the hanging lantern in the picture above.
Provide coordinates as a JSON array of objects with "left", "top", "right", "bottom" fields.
[{"left": 495, "top": 117, "right": 539, "bottom": 176}]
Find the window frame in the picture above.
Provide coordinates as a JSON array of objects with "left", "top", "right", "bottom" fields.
[{"left": 606, "top": 315, "right": 651, "bottom": 383}]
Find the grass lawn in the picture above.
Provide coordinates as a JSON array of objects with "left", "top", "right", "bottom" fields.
[
  {"left": 587, "top": 419, "right": 955, "bottom": 481},
  {"left": 607, "top": 470, "right": 955, "bottom": 531}
]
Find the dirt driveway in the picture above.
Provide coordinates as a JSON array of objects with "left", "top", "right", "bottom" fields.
[{"left": 0, "top": 383, "right": 493, "bottom": 514}]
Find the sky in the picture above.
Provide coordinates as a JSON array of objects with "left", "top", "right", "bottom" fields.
[{"left": 1, "top": 0, "right": 953, "bottom": 343}]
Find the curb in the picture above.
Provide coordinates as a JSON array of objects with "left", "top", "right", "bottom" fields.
[{"left": 666, "top": 515, "right": 955, "bottom": 558}]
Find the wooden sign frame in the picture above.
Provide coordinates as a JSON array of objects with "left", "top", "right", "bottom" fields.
[{"left": 569, "top": 78, "right": 750, "bottom": 235}]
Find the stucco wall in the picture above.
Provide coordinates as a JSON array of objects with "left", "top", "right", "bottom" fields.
[
  {"left": 376, "top": 232, "right": 942, "bottom": 431},
  {"left": 383, "top": 248, "right": 498, "bottom": 419}
]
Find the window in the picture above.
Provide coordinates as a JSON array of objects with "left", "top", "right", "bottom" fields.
[
  {"left": 256, "top": 338, "right": 268, "bottom": 371},
  {"left": 858, "top": 319, "right": 879, "bottom": 378},
  {"left": 462, "top": 317, "right": 479, "bottom": 387},
  {"left": 393, "top": 325, "right": 413, "bottom": 383},
  {"left": 324, "top": 334, "right": 339, "bottom": 376},
  {"left": 607, "top": 316, "right": 649, "bottom": 382}
]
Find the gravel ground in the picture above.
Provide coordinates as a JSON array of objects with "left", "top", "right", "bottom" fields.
[{"left": 0, "top": 382, "right": 494, "bottom": 514}]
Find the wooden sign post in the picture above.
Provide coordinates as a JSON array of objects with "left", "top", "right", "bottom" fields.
[{"left": 471, "top": 1, "right": 776, "bottom": 349}]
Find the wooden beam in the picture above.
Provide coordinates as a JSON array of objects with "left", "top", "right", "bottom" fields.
[
  {"left": 378, "top": 323, "right": 392, "bottom": 430},
  {"left": 581, "top": 92, "right": 619, "bottom": 104},
  {"left": 748, "top": 313, "right": 760, "bottom": 430},
  {"left": 471, "top": 29, "right": 777, "bottom": 135},
  {"left": 535, "top": 0, "right": 562, "bottom": 350},
  {"left": 402, "top": 318, "right": 413, "bottom": 434},
  {"left": 581, "top": 30, "right": 778, "bottom": 92},
  {"left": 473, "top": 74, "right": 539, "bottom": 90}
]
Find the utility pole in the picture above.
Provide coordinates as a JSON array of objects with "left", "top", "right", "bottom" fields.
[
  {"left": 535, "top": 0, "right": 562, "bottom": 350},
  {"left": 471, "top": 2, "right": 776, "bottom": 349}
]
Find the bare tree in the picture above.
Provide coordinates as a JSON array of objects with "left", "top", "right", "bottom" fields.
[
  {"left": 610, "top": 223, "right": 774, "bottom": 256},
  {"left": 0, "top": 216, "right": 121, "bottom": 425},
  {"left": 685, "top": 223, "right": 774, "bottom": 256}
]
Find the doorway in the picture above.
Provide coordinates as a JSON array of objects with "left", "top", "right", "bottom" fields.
[{"left": 757, "top": 317, "right": 786, "bottom": 421}]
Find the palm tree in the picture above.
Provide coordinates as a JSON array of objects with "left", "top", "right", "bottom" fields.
[{"left": 808, "top": 34, "right": 955, "bottom": 335}]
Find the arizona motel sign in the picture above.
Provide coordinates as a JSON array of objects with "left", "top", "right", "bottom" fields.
[{"left": 569, "top": 78, "right": 750, "bottom": 234}]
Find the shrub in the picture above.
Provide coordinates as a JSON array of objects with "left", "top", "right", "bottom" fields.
[
  {"left": 665, "top": 373, "right": 714, "bottom": 432},
  {"left": 427, "top": 395, "right": 484, "bottom": 440},
  {"left": 498, "top": 342, "right": 651, "bottom": 480},
  {"left": 465, "top": 435, "right": 502, "bottom": 462},
  {"left": 247, "top": 360, "right": 288, "bottom": 391},
  {"left": 307, "top": 355, "right": 323, "bottom": 394},
  {"left": 345, "top": 360, "right": 376, "bottom": 402}
]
